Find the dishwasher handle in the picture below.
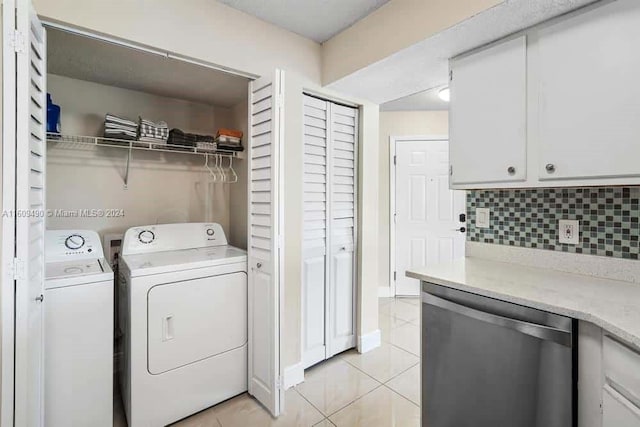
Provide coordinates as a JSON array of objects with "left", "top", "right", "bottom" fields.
[{"left": 422, "top": 291, "right": 572, "bottom": 347}]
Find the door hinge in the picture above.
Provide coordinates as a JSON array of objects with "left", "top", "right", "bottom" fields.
[
  {"left": 12, "top": 258, "right": 25, "bottom": 280},
  {"left": 449, "top": 69, "right": 453, "bottom": 81},
  {"left": 277, "top": 376, "right": 283, "bottom": 390},
  {"left": 393, "top": 155, "right": 397, "bottom": 165},
  {"left": 449, "top": 165, "right": 453, "bottom": 176},
  {"left": 393, "top": 271, "right": 397, "bottom": 281},
  {"left": 10, "top": 30, "right": 26, "bottom": 53}
]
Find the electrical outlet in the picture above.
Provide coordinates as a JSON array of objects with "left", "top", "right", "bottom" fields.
[
  {"left": 476, "top": 208, "right": 490, "bottom": 228},
  {"left": 558, "top": 219, "right": 580, "bottom": 245}
]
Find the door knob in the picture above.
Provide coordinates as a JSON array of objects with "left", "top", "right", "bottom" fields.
[
  {"left": 35, "top": 294, "right": 44, "bottom": 303},
  {"left": 507, "top": 166, "right": 516, "bottom": 175},
  {"left": 256, "top": 262, "right": 262, "bottom": 269},
  {"left": 545, "top": 163, "right": 556, "bottom": 173},
  {"left": 452, "top": 227, "right": 466, "bottom": 233}
]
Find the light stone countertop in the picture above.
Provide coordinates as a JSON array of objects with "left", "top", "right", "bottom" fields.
[{"left": 407, "top": 257, "right": 640, "bottom": 349}]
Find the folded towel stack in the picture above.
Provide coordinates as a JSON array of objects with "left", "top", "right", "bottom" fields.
[
  {"left": 104, "top": 114, "right": 138, "bottom": 141},
  {"left": 216, "top": 128, "right": 244, "bottom": 152},
  {"left": 138, "top": 117, "right": 169, "bottom": 144},
  {"left": 168, "top": 129, "right": 216, "bottom": 150}
]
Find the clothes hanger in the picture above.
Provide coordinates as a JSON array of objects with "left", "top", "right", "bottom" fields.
[
  {"left": 228, "top": 156, "right": 238, "bottom": 183},
  {"left": 204, "top": 153, "right": 217, "bottom": 182}
]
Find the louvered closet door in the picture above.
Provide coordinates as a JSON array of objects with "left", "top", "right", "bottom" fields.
[
  {"left": 14, "top": 1, "right": 47, "bottom": 425},
  {"left": 327, "top": 103, "right": 357, "bottom": 357},
  {"left": 302, "top": 95, "right": 328, "bottom": 368},
  {"left": 247, "top": 70, "right": 284, "bottom": 417},
  {"left": 302, "top": 96, "right": 357, "bottom": 365}
]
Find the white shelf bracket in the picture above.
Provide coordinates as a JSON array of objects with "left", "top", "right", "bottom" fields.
[{"left": 123, "top": 146, "right": 132, "bottom": 189}]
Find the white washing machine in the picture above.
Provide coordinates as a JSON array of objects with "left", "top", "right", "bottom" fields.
[
  {"left": 44, "top": 230, "right": 113, "bottom": 427},
  {"left": 119, "top": 222, "right": 248, "bottom": 427}
]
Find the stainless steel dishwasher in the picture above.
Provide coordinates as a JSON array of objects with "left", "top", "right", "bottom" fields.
[{"left": 421, "top": 282, "right": 577, "bottom": 427}]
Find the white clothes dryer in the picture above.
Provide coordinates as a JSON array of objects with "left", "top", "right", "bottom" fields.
[{"left": 119, "top": 223, "right": 247, "bottom": 427}]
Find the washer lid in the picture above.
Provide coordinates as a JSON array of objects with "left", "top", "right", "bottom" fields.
[
  {"left": 45, "top": 258, "right": 113, "bottom": 289},
  {"left": 122, "top": 245, "right": 247, "bottom": 277}
]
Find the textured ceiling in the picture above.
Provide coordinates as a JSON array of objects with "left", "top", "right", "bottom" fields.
[
  {"left": 328, "top": 0, "right": 600, "bottom": 104},
  {"left": 217, "top": 0, "right": 390, "bottom": 42},
  {"left": 381, "top": 86, "right": 449, "bottom": 111},
  {"left": 47, "top": 28, "right": 249, "bottom": 107}
]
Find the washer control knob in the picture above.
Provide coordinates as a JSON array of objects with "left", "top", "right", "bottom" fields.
[
  {"left": 206, "top": 228, "right": 215, "bottom": 236},
  {"left": 65, "top": 234, "right": 85, "bottom": 250},
  {"left": 138, "top": 230, "right": 155, "bottom": 244}
]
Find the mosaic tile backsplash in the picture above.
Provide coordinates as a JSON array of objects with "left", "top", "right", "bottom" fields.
[{"left": 467, "top": 187, "right": 640, "bottom": 260}]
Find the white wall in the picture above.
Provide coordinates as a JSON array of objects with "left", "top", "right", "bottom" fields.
[
  {"left": 322, "top": 0, "right": 502, "bottom": 85},
  {"left": 33, "top": 0, "right": 322, "bottom": 82},
  {"left": 378, "top": 111, "right": 448, "bottom": 293},
  {"left": 46, "top": 74, "right": 237, "bottom": 239},
  {"left": 228, "top": 98, "right": 249, "bottom": 250}
]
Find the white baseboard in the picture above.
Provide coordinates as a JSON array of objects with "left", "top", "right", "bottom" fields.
[
  {"left": 378, "top": 286, "right": 393, "bottom": 298},
  {"left": 283, "top": 362, "right": 305, "bottom": 389},
  {"left": 358, "top": 329, "right": 381, "bottom": 354}
]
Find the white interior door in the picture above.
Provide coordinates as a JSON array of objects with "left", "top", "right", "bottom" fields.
[
  {"left": 11, "top": 0, "right": 47, "bottom": 425},
  {"left": 302, "top": 95, "right": 328, "bottom": 368},
  {"left": 327, "top": 103, "right": 357, "bottom": 357},
  {"left": 393, "top": 139, "right": 465, "bottom": 296},
  {"left": 302, "top": 95, "right": 357, "bottom": 366},
  {"left": 247, "top": 70, "right": 284, "bottom": 417},
  {"left": 1, "top": 1, "right": 19, "bottom": 424}
]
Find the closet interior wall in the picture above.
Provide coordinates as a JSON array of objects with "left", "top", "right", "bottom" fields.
[{"left": 45, "top": 73, "right": 248, "bottom": 243}]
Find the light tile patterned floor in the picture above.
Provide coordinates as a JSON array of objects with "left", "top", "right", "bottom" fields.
[{"left": 115, "top": 296, "right": 420, "bottom": 426}]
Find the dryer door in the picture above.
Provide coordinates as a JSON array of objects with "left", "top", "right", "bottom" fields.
[{"left": 147, "top": 272, "right": 247, "bottom": 374}]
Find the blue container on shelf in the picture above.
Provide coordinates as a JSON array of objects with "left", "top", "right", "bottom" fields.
[{"left": 46, "top": 93, "right": 61, "bottom": 134}]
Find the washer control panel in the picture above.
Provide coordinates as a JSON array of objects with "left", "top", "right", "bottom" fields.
[
  {"left": 45, "top": 230, "right": 105, "bottom": 262},
  {"left": 122, "top": 223, "right": 228, "bottom": 255}
]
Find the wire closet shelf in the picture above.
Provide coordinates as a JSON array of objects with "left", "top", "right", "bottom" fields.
[
  {"left": 46, "top": 133, "right": 242, "bottom": 187},
  {"left": 46, "top": 133, "right": 241, "bottom": 157}
]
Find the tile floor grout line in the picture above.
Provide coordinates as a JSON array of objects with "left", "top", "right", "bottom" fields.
[
  {"left": 338, "top": 355, "right": 388, "bottom": 386},
  {"left": 380, "top": 383, "right": 421, "bottom": 408},
  {"left": 339, "top": 344, "right": 419, "bottom": 384},
  {"left": 292, "top": 386, "right": 331, "bottom": 420},
  {"left": 324, "top": 383, "right": 385, "bottom": 420},
  {"left": 382, "top": 360, "right": 421, "bottom": 385}
]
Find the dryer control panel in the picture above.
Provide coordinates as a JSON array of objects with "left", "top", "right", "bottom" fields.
[
  {"left": 45, "top": 230, "right": 105, "bottom": 262},
  {"left": 122, "top": 223, "right": 228, "bottom": 255}
]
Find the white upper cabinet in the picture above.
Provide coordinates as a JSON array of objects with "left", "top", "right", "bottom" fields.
[
  {"left": 450, "top": 0, "right": 640, "bottom": 189},
  {"left": 450, "top": 36, "right": 527, "bottom": 185},
  {"left": 537, "top": 0, "right": 640, "bottom": 181}
]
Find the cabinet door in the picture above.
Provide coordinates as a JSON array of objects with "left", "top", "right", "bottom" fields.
[
  {"left": 450, "top": 36, "right": 527, "bottom": 186},
  {"left": 603, "top": 385, "right": 640, "bottom": 427},
  {"left": 537, "top": 0, "right": 640, "bottom": 181}
]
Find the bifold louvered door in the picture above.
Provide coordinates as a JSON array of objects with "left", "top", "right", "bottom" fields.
[
  {"left": 248, "top": 70, "right": 284, "bottom": 417},
  {"left": 303, "top": 95, "right": 357, "bottom": 368},
  {"left": 2, "top": 0, "right": 47, "bottom": 425}
]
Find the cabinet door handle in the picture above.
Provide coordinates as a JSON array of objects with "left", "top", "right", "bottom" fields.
[
  {"left": 256, "top": 262, "right": 262, "bottom": 269},
  {"left": 452, "top": 227, "right": 466, "bottom": 233},
  {"left": 35, "top": 294, "right": 44, "bottom": 303},
  {"left": 545, "top": 163, "right": 556, "bottom": 173},
  {"left": 507, "top": 166, "right": 516, "bottom": 175}
]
